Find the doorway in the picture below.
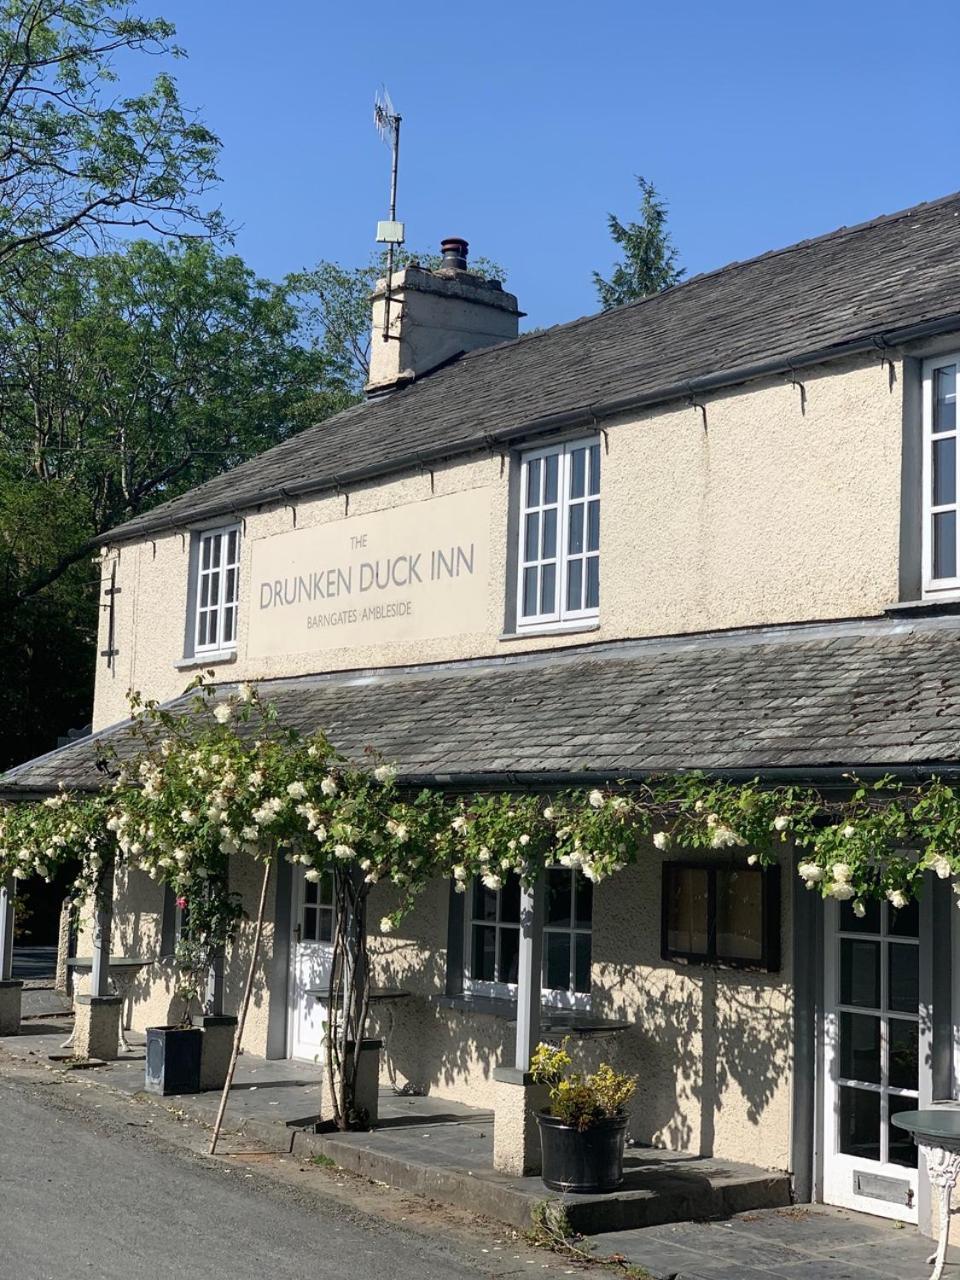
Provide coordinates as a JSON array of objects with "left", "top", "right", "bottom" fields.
[{"left": 287, "top": 868, "right": 334, "bottom": 1062}]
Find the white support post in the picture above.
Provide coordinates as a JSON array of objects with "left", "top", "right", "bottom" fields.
[
  {"left": 514, "top": 874, "right": 544, "bottom": 1071},
  {"left": 90, "top": 852, "right": 115, "bottom": 998},
  {"left": 0, "top": 877, "right": 14, "bottom": 981}
]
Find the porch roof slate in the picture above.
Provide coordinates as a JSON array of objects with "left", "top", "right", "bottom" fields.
[
  {"left": 5, "top": 615, "right": 960, "bottom": 797},
  {"left": 105, "top": 191, "right": 960, "bottom": 545}
]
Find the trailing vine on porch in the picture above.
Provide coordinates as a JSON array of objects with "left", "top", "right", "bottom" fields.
[{"left": 2, "top": 675, "right": 960, "bottom": 1125}]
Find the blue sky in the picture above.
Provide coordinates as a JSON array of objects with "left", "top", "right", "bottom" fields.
[{"left": 153, "top": 0, "right": 959, "bottom": 331}]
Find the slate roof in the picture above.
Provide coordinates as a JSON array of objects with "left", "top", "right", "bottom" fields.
[
  {"left": 6, "top": 617, "right": 960, "bottom": 797},
  {"left": 106, "top": 191, "right": 960, "bottom": 545}
]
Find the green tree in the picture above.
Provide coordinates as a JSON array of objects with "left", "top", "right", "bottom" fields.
[
  {"left": 0, "top": 0, "right": 223, "bottom": 270},
  {"left": 593, "top": 176, "right": 684, "bottom": 310},
  {"left": 0, "top": 241, "right": 350, "bottom": 765},
  {"left": 289, "top": 248, "right": 506, "bottom": 396}
]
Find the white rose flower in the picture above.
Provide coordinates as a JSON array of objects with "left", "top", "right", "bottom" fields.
[
  {"left": 304, "top": 868, "right": 321, "bottom": 883},
  {"left": 653, "top": 831, "right": 671, "bottom": 851},
  {"left": 747, "top": 854, "right": 759, "bottom": 866},
  {"left": 286, "top": 781, "right": 307, "bottom": 800},
  {"left": 588, "top": 789, "right": 605, "bottom": 809},
  {"left": 932, "top": 856, "right": 952, "bottom": 880},
  {"left": 853, "top": 901, "right": 867, "bottom": 918},
  {"left": 773, "top": 815, "right": 790, "bottom": 832},
  {"left": 374, "top": 764, "right": 396, "bottom": 784},
  {"left": 238, "top": 682, "right": 255, "bottom": 703},
  {"left": 453, "top": 865, "right": 467, "bottom": 881},
  {"left": 213, "top": 703, "right": 232, "bottom": 724},
  {"left": 829, "top": 882, "right": 855, "bottom": 901},
  {"left": 333, "top": 843, "right": 355, "bottom": 860},
  {"left": 519, "top": 834, "right": 530, "bottom": 847},
  {"left": 477, "top": 845, "right": 491, "bottom": 863},
  {"left": 481, "top": 871, "right": 503, "bottom": 892},
  {"left": 841, "top": 824, "right": 856, "bottom": 840},
  {"left": 542, "top": 807, "right": 555, "bottom": 821},
  {"left": 385, "top": 819, "right": 409, "bottom": 843},
  {"left": 797, "top": 862, "right": 825, "bottom": 883},
  {"left": 453, "top": 880, "right": 467, "bottom": 893},
  {"left": 380, "top": 916, "right": 394, "bottom": 935},
  {"left": 831, "top": 863, "right": 852, "bottom": 885},
  {"left": 320, "top": 775, "right": 338, "bottom": 797},
  {"left": 180, "top": 809, "right": 197, "bottom": 826},
  {"left": 887, "top": 888, "right": 909, "bottom": 910},
  {"left": 451, "top": 815, "right": 468, "bottom": 833}
]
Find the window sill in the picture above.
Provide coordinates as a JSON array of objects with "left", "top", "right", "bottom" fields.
[
  {"left": 431, "top": 993, "right": 628, "bottom": 1038},
  {"left": 499, "top": 622, "right": 600, "bottom": 643},
  {"left": 175, "top": 650, "right": 238, "bottom": 671}
]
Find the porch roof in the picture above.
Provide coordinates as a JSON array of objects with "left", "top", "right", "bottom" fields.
[{"left": 5, "top": 613, "right": 960, "bottom": 798}]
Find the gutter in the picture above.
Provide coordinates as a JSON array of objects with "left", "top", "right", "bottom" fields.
[{"left": 100, "top": 310, "right": 960, "bottom": 547}]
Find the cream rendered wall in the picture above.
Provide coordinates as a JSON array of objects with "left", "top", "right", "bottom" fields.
[{"left": 93, "top": 352, "right": 904, "bottom": 729}]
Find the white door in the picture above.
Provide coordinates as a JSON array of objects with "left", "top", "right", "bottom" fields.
[
  {"left": 288, "top": 869, "right": 335, "bottom": 1062},
  {"left": 823, "top": 896, "right": 923, "bottom": 1221}
]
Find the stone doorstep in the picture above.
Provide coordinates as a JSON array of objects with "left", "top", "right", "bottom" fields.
[{"left": 228, "top": 1113, "right": 791, "bottom": 1234}]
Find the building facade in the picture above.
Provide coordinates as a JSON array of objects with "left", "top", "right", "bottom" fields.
[{"left": 8, "top": 198, "right": 960, "bottom": 1231}]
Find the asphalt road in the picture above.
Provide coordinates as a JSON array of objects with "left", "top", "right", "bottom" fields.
[{"left": 0, "top": 1075, "right": 497, "bottom": 1280}]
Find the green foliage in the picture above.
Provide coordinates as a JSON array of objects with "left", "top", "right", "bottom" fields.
[
  {"left": 531, "top": 1038, "right": 637, "bottom": 1131},
  {"left": 0, "top": 0, "right": 223, "bottom": 267},
  {"left": 289, "top": 247, "right": 507, "bottom": 396},
  {"left": 593, "top": 176, "right": 684, "bottom": 310}
]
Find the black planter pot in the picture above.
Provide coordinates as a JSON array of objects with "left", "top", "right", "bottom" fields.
[
  {"left": 536, "top": 1110, "right": 629, "bottom": 1193},
  {"left": 145, "top": 1025, "right": 203, "bottom": 1095}
]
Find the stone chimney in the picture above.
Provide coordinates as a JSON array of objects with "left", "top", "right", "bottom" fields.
[{"left": 365, "top": 237, "right": 522, "bottom": 394}]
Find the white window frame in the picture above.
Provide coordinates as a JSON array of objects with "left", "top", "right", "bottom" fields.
[
  {"left": 922, "top": 354, "right": 960, "bottom": 595},
  {"left": 515, "top": 436, "right": 601, "bottom": 630},
  {"left": 463, "top": 868, "right": 593, "bottom": 1010},
  {"left": 299, "top": 870, "right": 335, "bottom": 945},
  {"left": 193, "top": 524, "right": 241, "bottom": 653}
]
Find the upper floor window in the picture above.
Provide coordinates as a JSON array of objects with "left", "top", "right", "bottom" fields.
[
  {"left": 465, "top": 867, "right": 593, "bottom": 1007},
  {"left": 923, "top": 356, "right": 960, "bottom": 592},
  {"left": 517, "top": 438, "right": 600, "bottom": 629},
  {"left": 194, "top": 525, "right": 241, "bottom": 653}
]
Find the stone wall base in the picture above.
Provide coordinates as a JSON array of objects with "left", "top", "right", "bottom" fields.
[
  {"left": 0, "top": 979, "right": 23, "bottom": 1035},
  {"left": 193, "top": 1014, "right": 238, "bottom": 1091},
  {"left": 492, "top": 1067, "right": 550, "bottom": 1176},
  {"left": 74, "top": 994, "right": 122, "bottom": 1060}
]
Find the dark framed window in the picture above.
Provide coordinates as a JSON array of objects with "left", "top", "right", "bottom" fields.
[{"left": 661, "top": 861, "right": 781, "bottom": 971}]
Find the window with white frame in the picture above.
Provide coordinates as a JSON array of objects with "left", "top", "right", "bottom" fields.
[
  {"left": 465, "top": 868, "right": 593, "bottom": 1006},
  {"left": 517, "top": 438, "right": 600, "bottom": 628},
  {"left": 194, "top": 525, "right": 241, "bottom": 652},
  {"left": 923, "top": 356, "right": 960, "bottom": 592}
]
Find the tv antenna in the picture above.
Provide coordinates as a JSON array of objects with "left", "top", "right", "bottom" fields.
[{"left": 374, "top": 87, "right": 403, "bottom": 342}]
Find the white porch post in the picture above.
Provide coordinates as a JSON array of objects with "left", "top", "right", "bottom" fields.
[
  {"left": 514, "top": 873, "right": 544, "bottom": 1070},
  {"left": 0, "top": 877, "right": 14, "bottom": 981},
  {"left": 90, "top": 851, "right": 114, "bottom": 997},
  {"left": 75, "top": 850, "right": 121, "bottom": 1059},
  {"left": 493, "top": 872, "right": 548, "bottom": 1176}
]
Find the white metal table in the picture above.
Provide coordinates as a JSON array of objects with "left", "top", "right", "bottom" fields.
[{"left": 893, "top": 1108, "right": 960, "bottom": 1280}]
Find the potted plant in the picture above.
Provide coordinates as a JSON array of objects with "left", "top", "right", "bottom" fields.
[{"left": 530, "top": 1040, "right": 637, "bottom": 1193}]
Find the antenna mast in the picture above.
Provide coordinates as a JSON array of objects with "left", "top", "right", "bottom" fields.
[{"left": 374, "top": 88, "right": 404, "bottom": 342}]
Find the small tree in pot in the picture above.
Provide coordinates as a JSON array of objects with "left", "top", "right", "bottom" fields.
[{"left": 530, "top": 1040, "right": 637, "bottom": 1193}]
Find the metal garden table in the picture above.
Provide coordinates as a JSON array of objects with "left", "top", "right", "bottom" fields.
[{"left": 893, "top": 1107, "right": 960, "bottom": 1280}]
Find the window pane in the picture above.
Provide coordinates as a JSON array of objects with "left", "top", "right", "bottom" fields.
[
  {"left": 666, "top": 867, "right": 709, "bottom": 955},
  {"left": 839, "top": 1011, "right": 881, "bottom": 1084},
  {"left": 585, "top": 556, "right": 599, "bottom": 610},
  {"left": 574, "top": 933, "right": 592, "bottom": 993},
  {"left": 570, "top": 448, "right": 586, "bottom": 499},
  {"left": 543, "top": 931, "right": 570, "bottom": 990},
  {"left": 209, "top": 573, "right": 220, "bottom": 607},
  {"left": 227, "top": 529, "right": 238, "bottom": 562},
  {"left": 222, "top": 607, "right": 236, "bottom": 644},
  {"left": 211, "top": 535, "right": 222, "bottom": 569},
  {"left": 889, "top": 1018, "right": 919, "bottom": 1092},
  {"left": 303, "top": 905, "right": 318, "bottom": 942},
  {"left": 935, "top": 365, "right": 957, "bottom": 432},
  {"left": 197, "top": 612, "right": 209, "bottom": 648},
  {"left": 473, "top": 879, "right": 497, "bottom": 923},
  {"left": 566, "top": 558, "right": 583, "bottom": 612},
  {"left": 588, "top": 444, "right": 600, "bottom": 496},
  {"left": 208, "top": 611, "right": 218, "bottom": 646},
  {"left": 500, "top": 874, "right": 521, "bottom": 924},
  {"left": 225, "top": 566, "right": 237, "bottom": 604},
  {"left": 522, "top": 566, "right": 538, "bottom": 617},
  {"left": 542, "top": 508, "right": 557, "bottom": 558},
  {"left": 545, "top": 869, "right": 572, "bottom": 927},
  {"left": 889, "top": 1117, "right": 919, "bottom": 1169},
  {"left": 499, "top": 926, "right": 520, "bottom": 984},
  {"left": 934, "top": 436, "right": 957, "bottom": 506},
  {"left": 716, "top": 868, "right": 763, "bottom": 962},
  {"left": 526, "top": 458, "right": 541, "bottom": 506},
  {"left": 838, "top": 1086, "right": 881, "bottom": 1161},
  {"left": 575, "top": 873, "right": 593, "bottom": 927},
  {"left": 587, "top": 500, "right": 600, "bottom": 552},
  {"left": 934, "top": 510, "right": 958, "bottom": 578},
  {"left": 840, "top": 938, "right": 880, "bottom": 1008},
  {"left": 318, "top": 909, "right": 333, "bottom": 944},
  {"left": 540, "top": 562, "right": 556, "bottom": 614},
  {"left": 201, "top": 536, "right": 212, "bottom": 570},
  {"left": 544, "top": 453, "right": 559, "bottom": 504},
  {"left": 840, "top": 899, "right": 880, "bottom": 933},
  {"left": 305, "top": 879, "right": 318, "bottom": 905},
  {"left": 888, "top": 898, "right": 920, "bottom": 939},
  {"left": 524, "top": 511, "right": 540, "bottom": 561},
  {"left": 889, "top": 943, "right": 919, "bottom": 1014},
  {"left": 200, "top": 575, "right": 210, "bottom": 608},
  {"left": 472, "top": 925, "right": 496, "bottom": 981},
  {"left": 568, "top": 504, "right": 584, "bottom": 555}
]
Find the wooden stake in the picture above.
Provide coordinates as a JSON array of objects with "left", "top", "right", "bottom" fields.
[{"left": 209, "top": 859, "right": 271, "bottom": 1156}]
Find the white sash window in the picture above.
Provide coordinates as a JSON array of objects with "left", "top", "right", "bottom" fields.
[
  {"left": 923, "top": 356, "right": 960, "bottom": 593},
  {"left": 194, "top": 525, "right": 241, "bottom": 653}
]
